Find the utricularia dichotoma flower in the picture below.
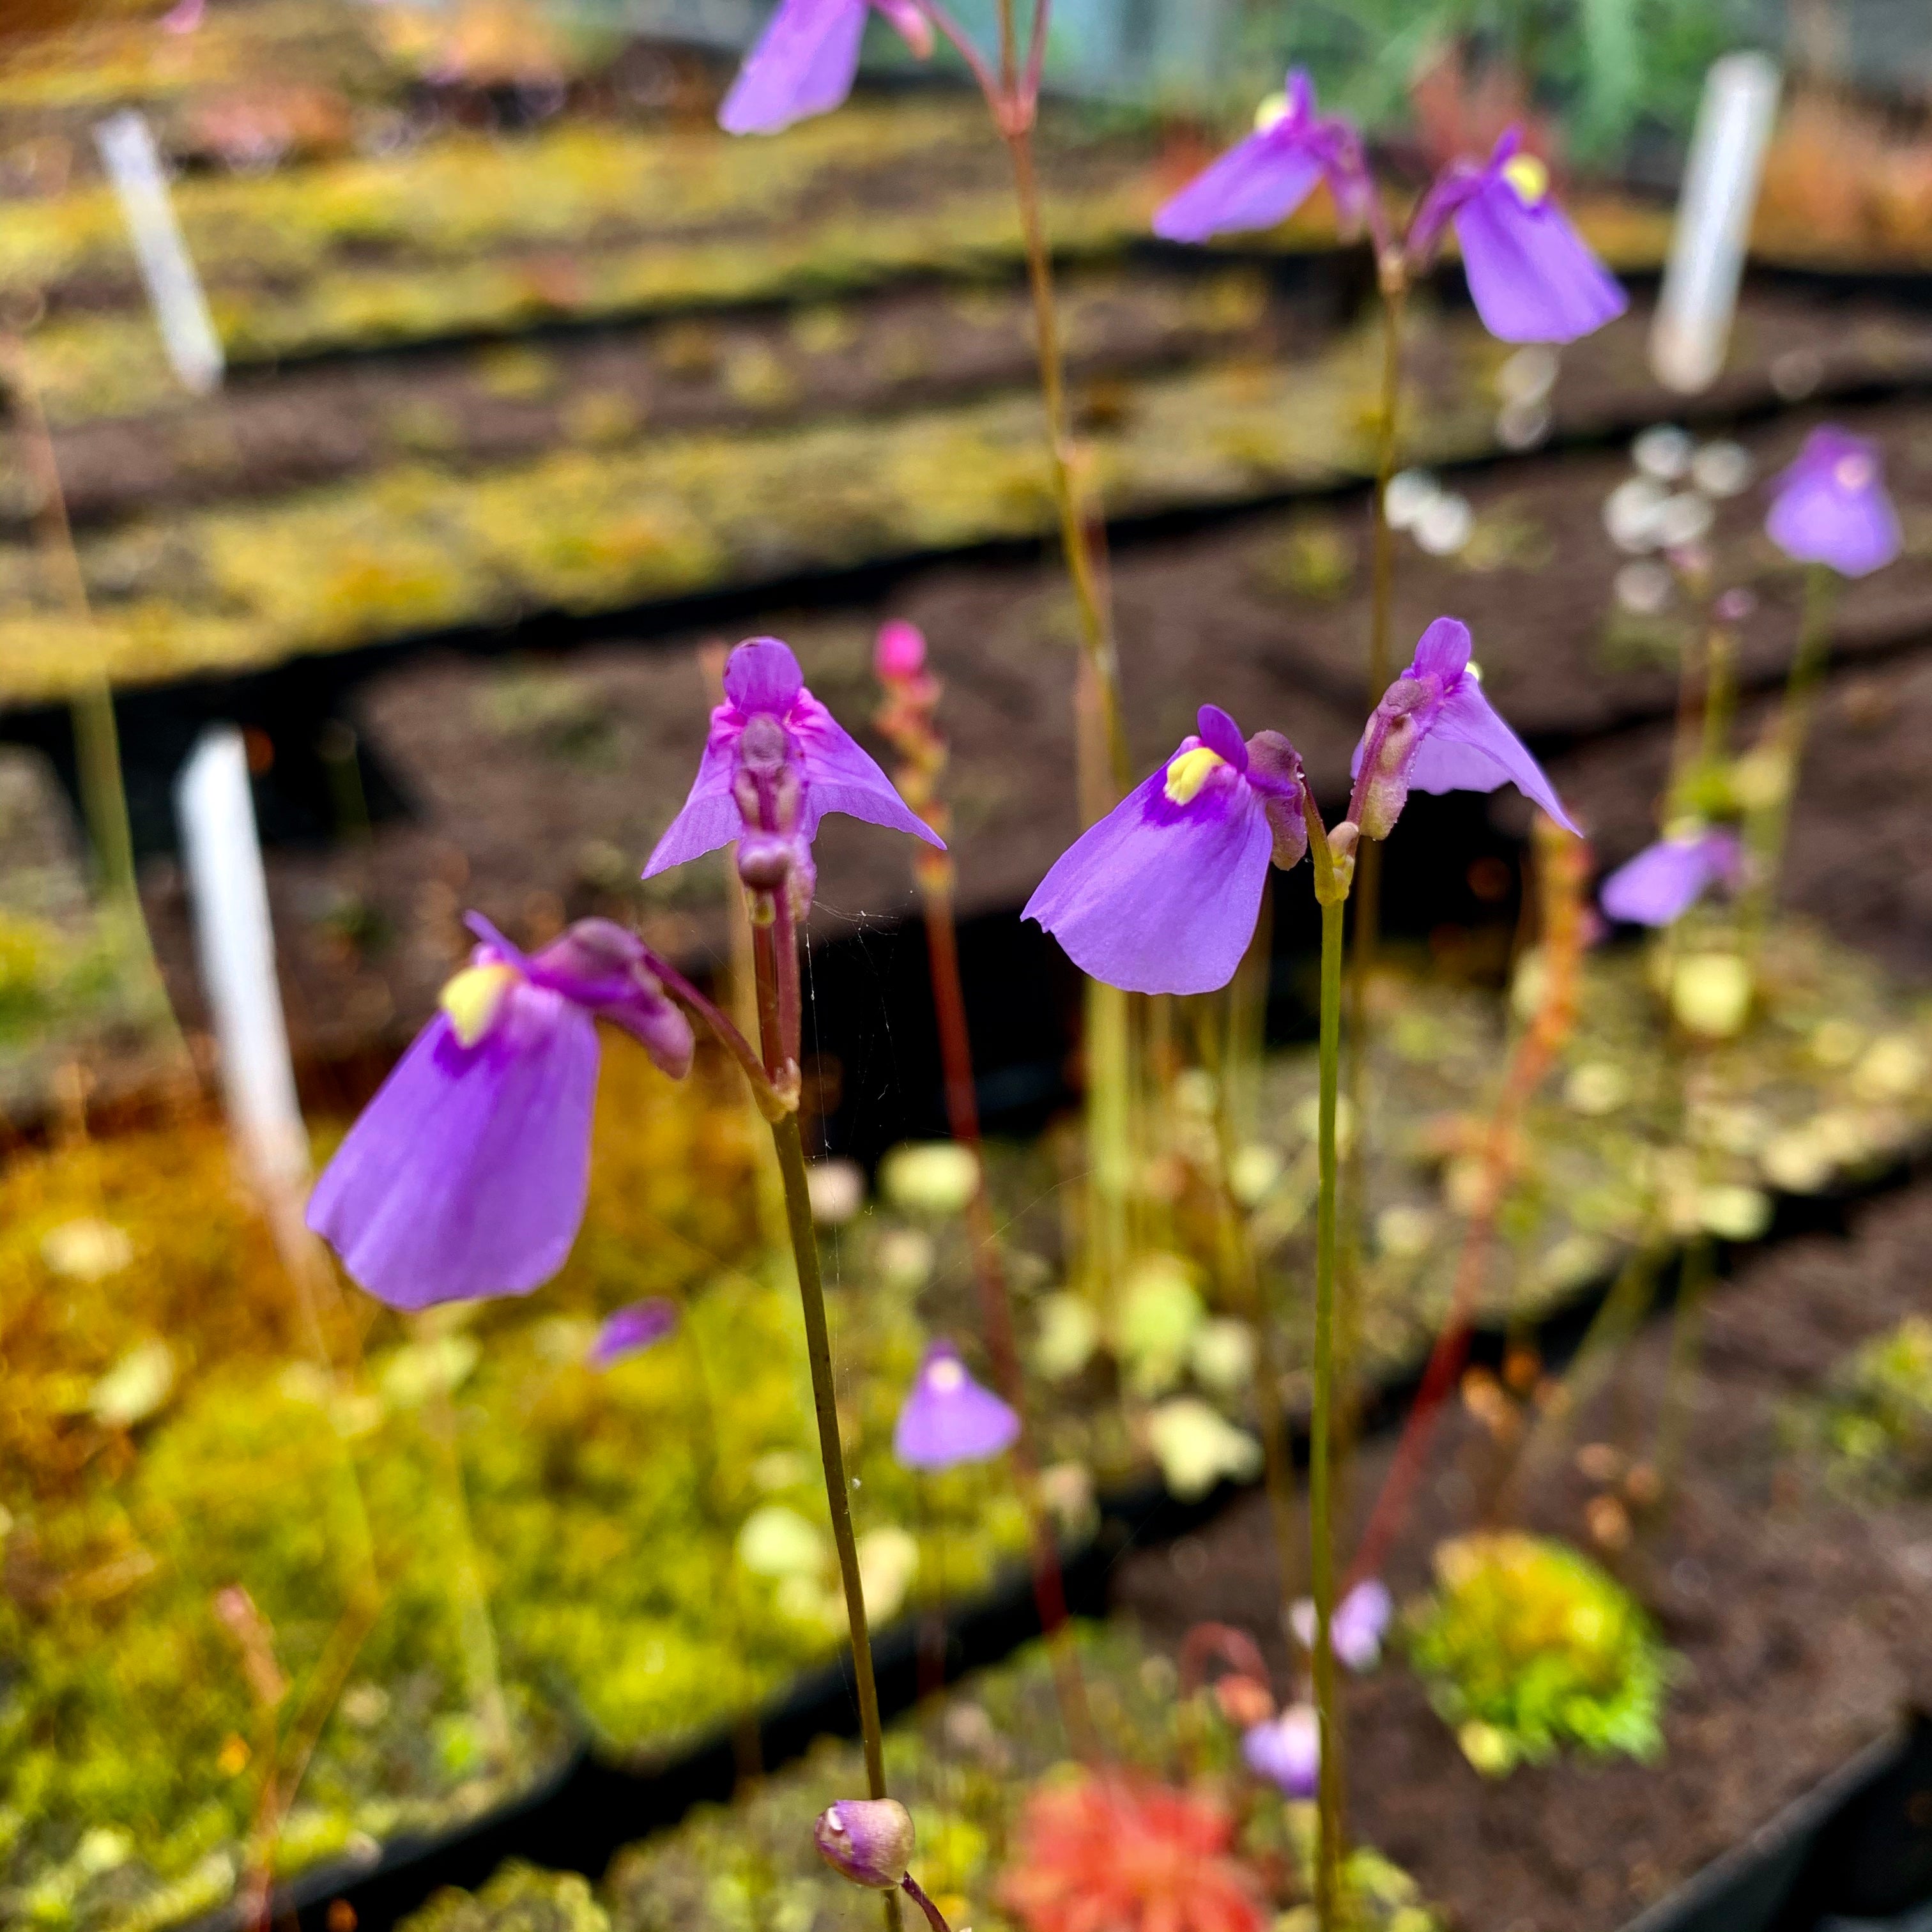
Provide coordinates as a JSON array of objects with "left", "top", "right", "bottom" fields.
[
  {"left": 1242, "top": 1703, "right": 1319, "bottom": 1799},
  {"left": 1024, "top": 705, "right": 1309, "bottom": 997},
  {"left": 307, "top": 917, "right": 693, "bottom": 1309},
  {"left": 1291, "top": 1577, "right": 1393, "bottom": 1673},
  {"left": 1153, "top": 69, "right": 1371, "bottom": 244},
  {"left": 719, "top": 0, "right": 933, "bottom": 135},
  {"left": 1765, "top": 425, "right": 1903, "bottom": 578},
  {"left": 1598, "top": 829, "right": 1742, "bottom": 928},
  {"left": 644, "top": 636, "right": 943, "bottom": 916},
  {"left": 893, "top": 1339, "right": 1020, "bottom": 1469},
  {"left": 1352, "top": 618, "right": 1578, "bottom": 840},
  {"left": 1407, "top": 130, "right": 1627, "bottom": 344}
]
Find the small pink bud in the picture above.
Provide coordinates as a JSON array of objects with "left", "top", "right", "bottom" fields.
[
  {"left": 875, "top": 621, "right": 928, "bottom": 683},
  {"left": 815, "top": 1799, "right": 916, "bottom": 1889}
]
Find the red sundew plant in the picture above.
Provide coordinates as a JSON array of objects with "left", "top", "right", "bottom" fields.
[{"left": 999, "top": 1774, "right": 1271, "bottom": 1932}]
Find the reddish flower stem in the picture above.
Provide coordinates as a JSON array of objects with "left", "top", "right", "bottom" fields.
[
  {"left": 920, "top": 869, "right": 1095, "bottom": 1755},
  {"left": 1344, "top": 818, "right": 1588, "bottom": 1591}
]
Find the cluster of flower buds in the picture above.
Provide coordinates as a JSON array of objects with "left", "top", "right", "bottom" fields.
[{"left": 873, "top": 620, "right": 954, "bottom": 895}]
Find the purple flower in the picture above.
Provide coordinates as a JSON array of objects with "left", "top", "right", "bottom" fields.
[
  {"left": 1351, "top": 618, "right": 1577, "bottom": 839},
  {"left": 1242, "top": 1704, "right": 1319, "bottom": 1798},
  {"left": 643, "top": 638, "right": 940, "bottom": 912},
  {"left": 719, "top": 0, "right": 933, "bottom": 137},
  {"left": 893, "top": 1339, "right": 1020, "bottom": 1469},
  {"left": 588, "top": 1298, "right": 679, "bottom": 1368},
  {"left": 307, "top": 916, "right": 693, "bottom": 1310},
  {"left": 1765, "top": 425, "right": 1903, "bottom": 578},
  {"left": 1599, "top": 830, "right": 1743, "bottom": 928},
  {"left": 1291, "top": 1578, "right": 1393, "bottom": 1673},
  {"left": 1023, "top": 707, "right": 1308, "bottom": 997},
  {"left": 1410, "top": 131, "right": 1626, "bottom": 344},
  {"left": 1153, "top": 70, "right": 1367, "bottom": 244}
]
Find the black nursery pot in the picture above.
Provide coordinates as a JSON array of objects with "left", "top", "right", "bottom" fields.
[{"left": 1621, "top": 1713, "right": 1932, "bottom": 1932}]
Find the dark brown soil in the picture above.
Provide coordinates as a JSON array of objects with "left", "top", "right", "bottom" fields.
[{"left": 1112, "top": 1179, "right": 1932, "bottom": 1931}]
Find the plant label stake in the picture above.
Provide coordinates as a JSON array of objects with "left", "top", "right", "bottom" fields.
[
  {"left": 175, "top": 725, "right": 306, "bottom": 1190},
  {"left": 1650, "top": 52, "right": 1781, "bottom": 395},
  {"left": 94, "top": 109, "right": 224, "bottom": 395}
]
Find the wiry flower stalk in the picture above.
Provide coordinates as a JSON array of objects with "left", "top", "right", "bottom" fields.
[
  {"left": 875, "top": 623, "right": 1094, "bottom": 1752},
  {"left": 1345, "top": 815, "right": 1588, "bottom": 1591}
]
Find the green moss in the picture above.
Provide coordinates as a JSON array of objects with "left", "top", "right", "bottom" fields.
[
  {"left": 408, "top": 1863, "right": 610, "bottom": 1932},
  {"left": 1405, "top": 1533, "right": 1671, "bottom": 1775},
  {"left": 1821, "top": 1316, "right": 1932, "bottom": 1490}
]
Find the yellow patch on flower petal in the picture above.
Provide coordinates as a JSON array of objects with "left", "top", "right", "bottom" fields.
[
  {"left": 439, "top": 962, "right": 520, "bottom": 1047},
  {"left": 1254, "top": 91, "right": 1290, "bottom": 133},
  {"left": 1163, "top": 746, "right": 1227, "bottom": 806},
  {"left": 1502, "top": 153, "right": 1549, "bottom": 206}
]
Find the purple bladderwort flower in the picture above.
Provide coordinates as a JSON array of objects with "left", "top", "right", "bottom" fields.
[
  {"left": 644, "top": 637, "right": 942, "bottom": 917},
  {"left": 307, "top": 916, "right": 693, "bottom": 1310},
  {"left": 1351, "top": 618, "right": 1578, "bottom": 840},
  {"left": 1242, "top": 1703, "right": 1320, "bottom": 1798},
  {"left": 1599, "top": 829, "right": 1744, "bottom": 928},
  {"left": 1765, "top": 425, "right": 1903, "bottom": 578},
  {"left": 588, "top": 1298, "right": 680, "bottom": 1368},
  {"left": 894, "top": 1338, "right": 1020, "bottom": 1469},
  {"left": 1023, "top": 706, "right": 1308, "bottom": 997},
  {"left": 1408, "top": 130, "right": 1626, "bottom": 344},
  {"left": 815, "top": 1798, "right": 916, "bottom": 1889},
  {"left": 719, "top": 0, "right": 934, "bottom": 136},
  {"left": 1153, "top": 70, "right": 1372, "bottom": 245},
  {"left": 1291, "top": 1577, "right": 1393, "bottom": 1673}
]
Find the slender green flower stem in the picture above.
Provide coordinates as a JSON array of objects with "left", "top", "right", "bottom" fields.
[
  {"left": 1338, "top": 279, "right": 1407, "bottom": 1483},
  {"left": 1742, "top": 564, "right": 1836, "bottom": 959},
  {"left": 1, "top": 332, "right": 171, "bottom": 1023},
  {"left": 1654, "top": 1234, "right": 1715, "bottom": 1496},
  {"left": 1301, "top": 793, "right": 1356, "bottom": 1932},
  {"left": 743, "top": 899, "right": 899, "bottom": 1932},
  {"left": 770, "top": 1112, "right": 899, "bottom": 1932}
]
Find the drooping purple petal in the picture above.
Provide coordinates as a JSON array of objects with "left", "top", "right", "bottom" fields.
[
  {"left": 719, "top": 0, "right": 870, "bottom": 136},
  {"left": 788, "top": 690, "right": 944, "bottom": 848},
  {"left": 1766, "top": 426, "right": 1903, "bottom": 578},
  {"left": 1243, "top": 1705, "right": 1320, "bottom": 1797},
  {"left": 1599, "top": 831, "right": 1742, "bottom": 927},
  {"left": 641, "top": 722, "right": 744, "bottom": 878},
  {"left": 588, "top": 1298, "right": 680, "bottom": 1368},
  {"left": 1409, "top": 680, "right": 1579, "bottom": 833},
  {"left": 1154, "top": 131, "right": 1325, "bottom": 243},
  {"left": 1452, "top": 137, "right": 1627, "bottom": 344},
  {"left": 1024, "top": 742, "right": 1273, "bottom": 997},
  {"left": 306, "top": 990, "right": 599, "bottom": 1309},
  {"left": 893, "top": 1340, "right": 1020, "bottom": 1469}
]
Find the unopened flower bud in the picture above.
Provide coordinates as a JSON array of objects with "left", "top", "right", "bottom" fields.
[
  {"left": 815, "top": 1800, "right": 915, "bottom": 1889},
  {"left": 875, "top": 620, "right": 928, "bottom": 682}
]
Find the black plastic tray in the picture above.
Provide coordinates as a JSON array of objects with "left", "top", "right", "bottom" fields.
[{"left": 1620, "top": 1712, "right": 1932, "bottom": 1932}]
